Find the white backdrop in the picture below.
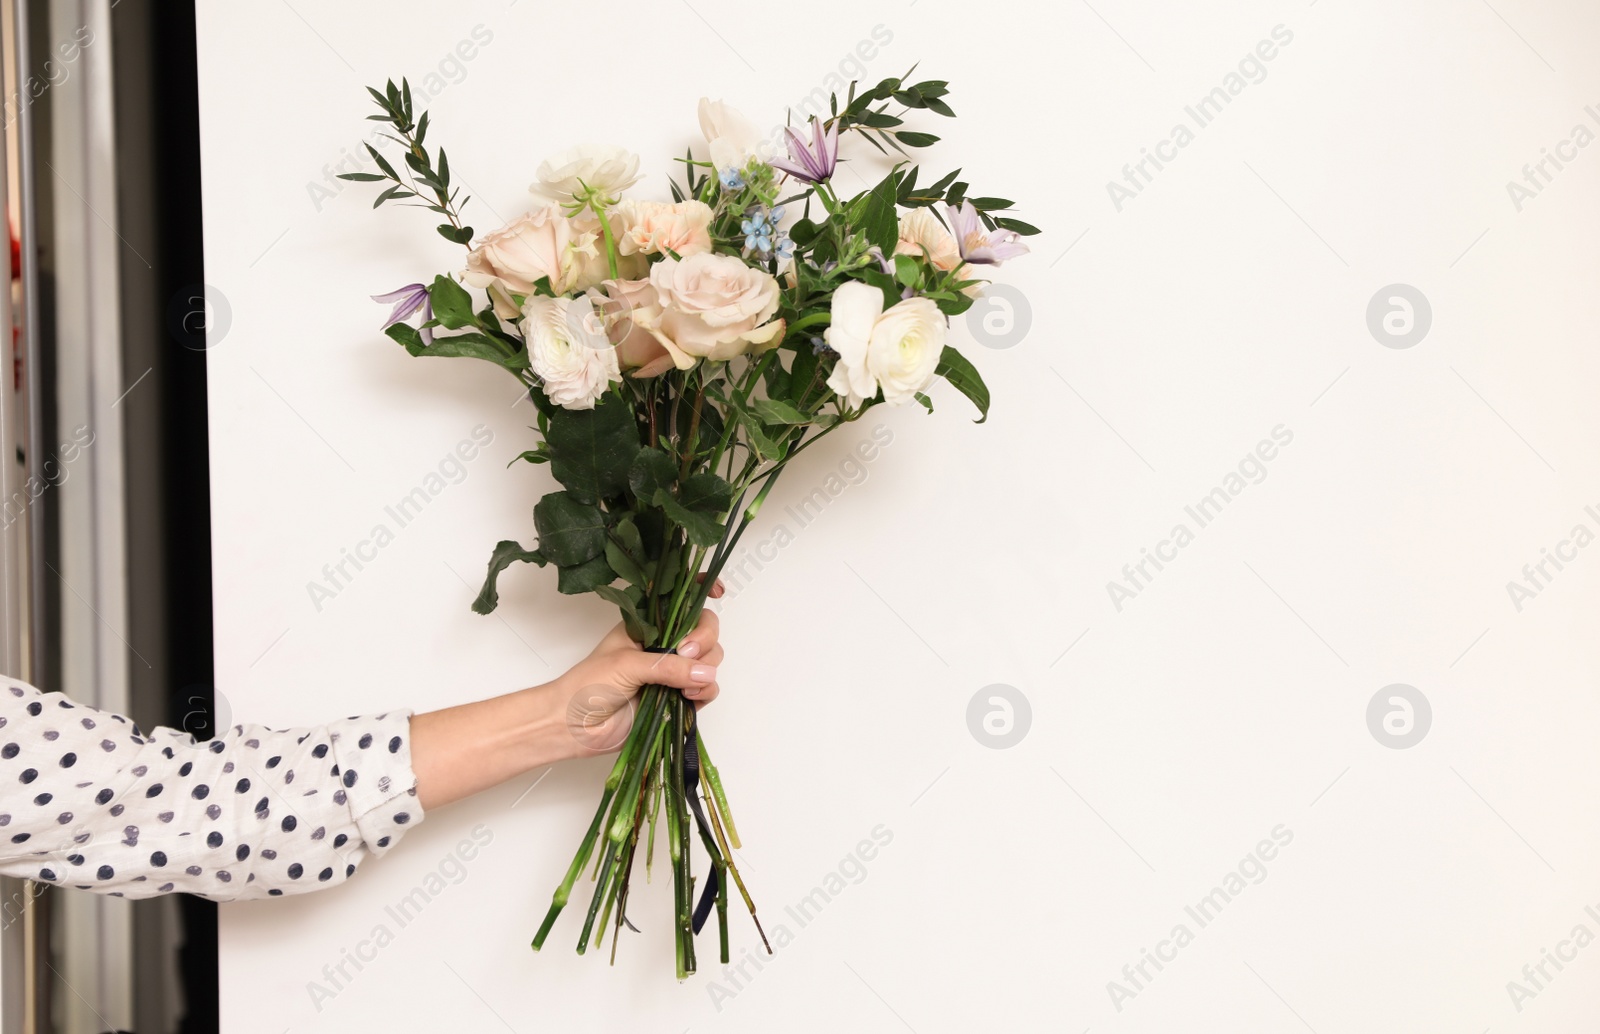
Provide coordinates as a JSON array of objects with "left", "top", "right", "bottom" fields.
[{"left": 195, "top": 1, "right": 1600, "bottom": 1030}]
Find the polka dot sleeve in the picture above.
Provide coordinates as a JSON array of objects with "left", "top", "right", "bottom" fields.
[{"left": 0, "top": 680, "right": 426, "bottom": 901}]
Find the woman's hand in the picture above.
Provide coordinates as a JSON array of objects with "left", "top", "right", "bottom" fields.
[
  {"left": 555, "top": 610, "right": 724, "bottom": 755},
  {"left": 410, "top": 608, "right": 725, "bottom": 810}
]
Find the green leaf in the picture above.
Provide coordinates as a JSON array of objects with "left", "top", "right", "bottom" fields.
[
  {"left": 936, "top": 345, "right": 990, "bottom": 423},
  {"left": 894, "top": 131, "right": 940, "bottom": 148},
  {"left": 336, "top": 172, "right": 386, "bottom": 182},
  {"left": 402, "top": 331, "right": 528, "bottom": 372},
  {"left": 437, "top": 224, "right": 475, "bottom": 245},
  {"left": 384, "top": 322, "right": 423, "bottom": 349},
  {"left": 364, "top": 143, "right": 399, "bottom": 181},
  {"left": 546, "top": 394, "right": 641, "bottom": 504},
  {"left": 749, "top": 397, "right": 809, "bottom": 425},
  {"left": 627, "top": 446, "right": 677, "bottom": 501},
  {"left": 428, "top": 275, "right": 476, "bottom": 329},
  {"left": 654, "top": 490, "right": 725, "bottom": 547},
  {"left": 893, "top": 253, "right": 922, "bottom": 289},
  {"left": 533, "top": 491, "right": 608, "bottom": 566},
  {"left": 508, "top": 449, "right": 547, "bottom": 467},
  {"left": 678, "top": 472, "right": 734, "bottom": 514},
  {"left": 471, "top": 541, "right": 546, "bottom": 615},
  {"left": 994, "top": 216, "right": 1042, "bottom": 236},
  {"left": 605, "top": 537, "right": 649, "bottom": 590},
  {"left": 859, "top": 168, "right": 902, "bottom": 255},
  {"left": 556, "top": 554, "right": 616, "bottom": 595},
  {"left": 914, "top": 392, "right": 934, "bottom": 413},
  {"left": 593, "top": 584, "right": 656, "bottom": 643}
]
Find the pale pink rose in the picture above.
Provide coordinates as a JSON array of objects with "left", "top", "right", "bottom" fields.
[
  {"left": 598, "top": 278, "right": 677, "bottom": 378},
  {"left": 612, "top": 200, "right": 714, "bottom": 258},
  {"left": 643, "top": 254, "right": 785, "bottom": 366},
  {"left": 462, "top": 204, "right": 603, "bottom": 315},
  {"left": 896, "top": 208, "right": 981, "bottom": 297}
]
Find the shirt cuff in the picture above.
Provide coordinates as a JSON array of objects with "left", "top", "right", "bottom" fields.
[{"left": 327, "top": 711, "right": 424, "bottom": 858}]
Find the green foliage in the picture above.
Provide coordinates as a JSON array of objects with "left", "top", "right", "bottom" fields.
[
  {"left": 533, "top": 492, "right": 608, "bottom": 566},
  {"left": 472, "top": 540, "right": 546, "bottom": 615},
  {"left": 935, "top": 346, "right": 990, "bottom": 423},
  {"left": 546, "top": 396, "right": 641, "bottom": 504}
]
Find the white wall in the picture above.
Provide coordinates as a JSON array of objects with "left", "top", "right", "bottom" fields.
[{"left": 195, "top": 1, "right": 1600, "bottom": 1030}]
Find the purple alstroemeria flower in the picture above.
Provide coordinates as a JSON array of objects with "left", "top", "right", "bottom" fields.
[
  {"left": 946, "top": 200, "right": 1030, "bottom": 266},
  {"left": 372, "top": 282, "right": 433, "bottom": 344},
  {"left": 769, "top": 117, "right": 839, "bottom": 184}
]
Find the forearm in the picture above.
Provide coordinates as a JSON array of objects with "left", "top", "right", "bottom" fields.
[{"left": 409, "top": 676, "right": 585, "bottom": 811}]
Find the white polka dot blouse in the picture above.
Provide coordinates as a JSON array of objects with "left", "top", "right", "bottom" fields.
[{"left": 0, "top": 679, "right": 425, "bottom": 899}]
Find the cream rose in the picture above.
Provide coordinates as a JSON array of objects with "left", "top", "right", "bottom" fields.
[
  {"left": 521, "top": 295, "right": 621, "bottom": 410},
  {"left": 598, "top": 278, "right": 676, "bottom": 379},
  {"left": 532, "top": 144, "right": 641, "bottom": 205},
  {"left": 462, "top": 205, "right": 604, "bottom": 316},
  {"left": 643, "top": 253, "right": 785, "bottom": 367},
  {"left": 612, "top": 200, "right": 714, "bottom": 258},
  {"left": 825, "top": 283, "right": 947, "bottom": 407},
  {"left": 698, "top": 98, "right": 765, "bottom": 171}
]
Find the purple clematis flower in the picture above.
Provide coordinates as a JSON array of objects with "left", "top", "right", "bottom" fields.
[
  {"left": 945, "top": 200, "right": 1029, "bottom": 266},
  {"left": 769, "top": 117, "right": 839, "bottom": 184},
  {"left": 372, "top": 283, "right": 433, "bottom": 344}
]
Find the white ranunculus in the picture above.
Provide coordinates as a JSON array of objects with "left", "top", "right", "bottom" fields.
[
  {"left": 867, "top": 297, "right": 946, "bottom": 405},
  {"left": 532, "top": 145, "right": 642, "bottom": 205},
  {"left": 824, "top": 281, "right": 885, "bottom": 407},
  {"left": 521, "top": 295, "right": 621, "bottom": 410},
  {"left": 697, "top": 98, "right": 765, "bottom": 171}
]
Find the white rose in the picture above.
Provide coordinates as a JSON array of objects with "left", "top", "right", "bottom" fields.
[
  {"left": 521, "top": 295, "right": 621, "bottom": 410},
  {"left": 532, "top": 144, "right": 642, "bottom": 205},
  {"left": 867, "top": 297, "right": 946, "bottom": 405},
  {"left": 698, "top": 98, "right": 765, "bottom": 171},
  {"left": 823, "top": 281, "right": 883, "bottom": 408}
]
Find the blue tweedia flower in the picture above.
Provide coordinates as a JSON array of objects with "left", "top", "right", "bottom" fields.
[
  {"left": 742, "top": 205, "right": 794, "bottom": 262},
  {"left": 809, "top": 334, "right": 832, "bottom": 356},
  {"left": 719, "top": 166, "right": 746, "bottom": 190}
]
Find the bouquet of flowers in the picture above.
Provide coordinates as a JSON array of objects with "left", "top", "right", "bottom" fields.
[{"left": 340, "top": 71, "right": 1035, "bottom": 978}]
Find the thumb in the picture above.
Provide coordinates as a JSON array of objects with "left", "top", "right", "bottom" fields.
[{"left": 628, "top": 650, "right": 717, "bottom": 693}]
